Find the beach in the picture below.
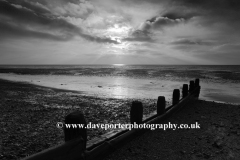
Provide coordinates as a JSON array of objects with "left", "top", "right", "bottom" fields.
[
  {"left": 0, "top": 79, "right": 156, "bottom": 159},
  {"left": 0, "top": 65, "right": 240, "bottom": 159},
  {"left": 1, "top": 79, "right": 240, "bottom": 160},
  {"left": 1, "top": 0, "right": 240, "bottom": 159},
  {"left": 104, "top": 100, "right": 240, "bottom": 160}
]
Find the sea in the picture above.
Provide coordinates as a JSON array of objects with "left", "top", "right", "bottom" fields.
[{"left": 0, "top": 65, "right": 240, "bottom": 104}]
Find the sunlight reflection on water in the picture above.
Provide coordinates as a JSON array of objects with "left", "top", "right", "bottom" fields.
[
  {"left": 0, "top": 73, "right": 177, "bottom": 101},
  {"left": 0, "top": 73, "right": 240, "bottom": 104},
  {"left": 111, "top": 77, "right": 127, "bottom": 99}
]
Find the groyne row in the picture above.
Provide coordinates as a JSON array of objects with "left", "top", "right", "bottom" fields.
[{"left": 23, "top": 79, "right": 201, "bottom": 160}]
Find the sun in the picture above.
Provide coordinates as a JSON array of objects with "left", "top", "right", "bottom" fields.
[
  {"left": 104, "top": 23, "right": 132, "bottom": 54},
  {"left": 113, "top": 64, "right": 125, "bottom": 66},
  {"left": 107, "top": 24, "right": 130, "bottom": 37}
]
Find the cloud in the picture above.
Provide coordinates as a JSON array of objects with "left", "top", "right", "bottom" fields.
[
  {"left": 52, "top": 0, "right": 94, "bottom": 19},
  {"left": 120, "top": 0, "right": 240, "bottom": 30},
  {"left": 123, "top": 13, "right": 191, "bottom": 42},
  {"left": 123, "top": 30, "right": 154, "bottom": 42},
  {"left": 1, "top": 0, "right": 240, "bottom": 64},
  {"left": 170, "top": 38, "right": 215, "bottom": 46},
  {"left": 212, "top": 43, "right": 240, "bottom": 53},
  {"left": 0, "top": 22, "right": 70, "bottom": 41},
  {"left": 141, "top": 16, "right": 185, "bottom": 31},
  {"left": 161, "top": 11, "right": 197, "bottom": 21},
  {"left": 0, "top": 0, "right": 118, "bottom": 43},
  {"left": 171, "top": 0, "right": 240, "bottom": 26},
  {"left": 7, "top": 0, "right": 51, "bottom": 14},
  {"left": 80, "top": 33, "right": 119, "bottom": 44}
]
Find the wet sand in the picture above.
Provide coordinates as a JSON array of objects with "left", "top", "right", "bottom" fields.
[
  {"left": 104, "top": 100, "right": 240, "bottom": 160},
  {"left": 1, "top": 65, "right": 240, "bottom": 104},
  {"left": 1, "top": 71, "right": 240, "bottom": 104},
  {"left": 0, "top": 73, "right": 180, "bottom": 102}
]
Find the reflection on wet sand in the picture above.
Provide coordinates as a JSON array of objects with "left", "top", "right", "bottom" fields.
[{"left": 0, "top": 72, "right": 240, "bottom": 104}]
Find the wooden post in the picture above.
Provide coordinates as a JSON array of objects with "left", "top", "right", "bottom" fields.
[
  {"left": 130, "top": 101, "right": 143, "bottom": 124},
  {"left": 182, "top": 84, "right": 188, "bottom": 98},
  {"left": 195, "top": 86, "right": 201, "bottom": 98},
  {"left": 189, "top": 80, "right": 195, "bottom": 93},
  {"left": 195, "top": 78, "right": 200, "bottom": 87},
  {"left": 172, "top": 89, "right": 180, "bottom": 105},
  {"left": 195, "top": 78, "right": 200, "bottom": 98},
  {"left": 64, "top": 111, "right": 87, "bottom": 150},
  {"left": 157, "top": 96, "right": 165, "bottom": 115}
]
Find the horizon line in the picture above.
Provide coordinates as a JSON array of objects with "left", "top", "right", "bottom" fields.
[{"left": 0, "top": 64, "right": 240, "bottom": 66}]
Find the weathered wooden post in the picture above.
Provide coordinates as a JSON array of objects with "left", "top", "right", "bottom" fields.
[
  {"left": 172, "top": 89, "right": 180, "bottom": 105},
  {"left": 182, "top": 84, "right": 188, "bottom": 98},
  {"left": 64, "top": 111, "right": 87, "bottom": 149},
  {"left": 130, "top": 101, "right": 143, "bottom": 124},
  {"left": 195, "top": 78, "right": 199, "bottom": 87},
  {"left": 157, "top": 96, "right": 165, "bottom": 115},
  {"left": 195, "top": 78, "right": 200, "bottom": 98},
  {"left": 189, "top": 80, "right": 195, "bottom": 93}
]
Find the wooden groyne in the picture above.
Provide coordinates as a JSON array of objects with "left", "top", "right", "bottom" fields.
[{"left": 22, "top": 79, "right": 201, "bottom": 160}]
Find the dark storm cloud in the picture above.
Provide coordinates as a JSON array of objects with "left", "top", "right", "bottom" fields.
[
  {"left": 121, "top": 0, "right": 240, "bottom": 24},
  {"left": 123, "top": 0, "right": 240, "bottom": 45},
  {"left": 174, "top": 0, "right": 240, "bottom": 10},
  {"left": 121, "top": 0, "right": 240, "bottom": 9},
  {"left": 124, "top": 15, "right": 188, "bottom": 42},
  {"left": 174, "top": 0, "right": 240, "bottom": 21},
  {"left": 161, "top": 11, "right": 198, "bottom": 21},
  {"left": 169, "top": 0, "right": 240, "bottom": 41},
  {"left": 143, "top": 16, "right": 186, "bottom": 31},
  {"left": 0, "top": 0, "right": 118, "bottom": 44}
]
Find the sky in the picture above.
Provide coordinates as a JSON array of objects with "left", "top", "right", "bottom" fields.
[{"left": 0, "top": 0, "right": 240, "bottom": 65}]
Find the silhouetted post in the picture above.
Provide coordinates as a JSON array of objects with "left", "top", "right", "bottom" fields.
[
  {"left": 64, "top": 111, "right": 87, "bottom": 149},
  {"left": 195, "top": 78, "right": 200, "bottom": 98},
  {"left": 172, "top": 89, "right": 180, "bottom": 105},
  {"left": 195, "top": 78, "right": 200, "bottom": 87},
  {"left": 182, "top": 84, "right": 188, "bottom": 98},
  {"left": 195, "top": 86, "right": 201, "bottom": 98},
  {"left": 189, "top": 80, "right": 195, "bottom": 93},
  {"left": 157, "top": 96, "right": 165, "bottom": 115},
  {"left": 130, "top": 101, "right": 143, "bottom": 124}
]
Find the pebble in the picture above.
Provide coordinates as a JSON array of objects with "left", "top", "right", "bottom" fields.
[
  {"left": 203, "top": 153, "right": 211, "bottom": 159},
  {"left": 212, "top": 141, "right": 222, "bottom": 149},
  {"left": 231, "top": 130, "right": 237, "bottom": 134}
]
